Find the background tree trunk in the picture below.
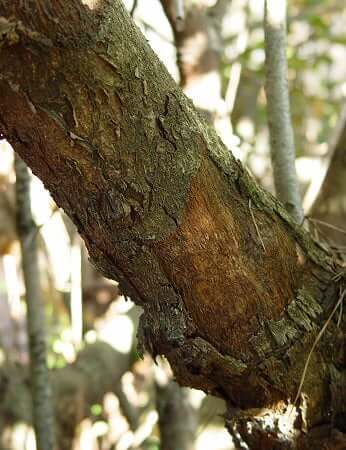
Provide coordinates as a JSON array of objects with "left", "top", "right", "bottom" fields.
[
  {"left": 307, "top": 105, "right": 346, "bottom": 247},
  {"left": 15, "top": 155, "right": 56, "bottom": 450},
  {"left": 0, "top": 1, "right": 345, "bottom": 447},
  {"left": 160, "top": 0, "right": 237, "bottom": 148},
  {"left": 156, "top": 379, "right": 197, "bottom": 450}
]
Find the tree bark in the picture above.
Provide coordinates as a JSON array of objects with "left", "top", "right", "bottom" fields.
[
  {"left": 0, "top": 1, "right": 345, "bottom": 447},
  {"left": 15, "top": 155, "right": 56, "bottom": 450}
]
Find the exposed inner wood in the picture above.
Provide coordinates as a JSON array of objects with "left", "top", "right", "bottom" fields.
[{"left": 0, "top": 1, "right": 344, "bottom": 445}]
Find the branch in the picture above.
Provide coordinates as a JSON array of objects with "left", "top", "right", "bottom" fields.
[
  {"left": 130, "top": 0, "right": 138, "bottom": 17},
  {"left": 264, "top": 0, "right": 304, "bottom": 224},
  {"left": 15, "top": 155, "right": 56, "bottom": 450},
  {"left": 208, "top": 0, "right": 231, "bottom": 21}
]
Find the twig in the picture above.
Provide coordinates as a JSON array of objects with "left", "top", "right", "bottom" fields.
[
  {"left": 332, "top": 271, "right": 345, "bottom": 282},
  {"left": 293, "top": 287, "right": 346, "bottom": 407},
  {"left": 130, "top": 0, "right": 138, "bottom": 17},
  {"left": 15, "top": 155, "right": 56, "bottom": 450},
  {"left": 249, "top": 199, "right": 266, "bottom": 252},
  {"left": 224, "top": 62, "right": 242, "bottom": 115},
  {"left": 307, "top": 217, "right": 346, "bottom": 235},
  {"left": 175, "top": 0, "right": 185, "bottom": 31}
]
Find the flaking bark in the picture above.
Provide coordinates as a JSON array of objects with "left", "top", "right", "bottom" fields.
[{"left": 0, "top": 1, "right": 344, "bottom": 447}]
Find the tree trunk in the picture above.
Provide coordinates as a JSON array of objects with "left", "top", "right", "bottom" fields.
[
  {"left": 156, "top": 380, "right": 197, "bottom": 450},
  {"left": 0, "top": 1, "right": 345, "bottom": 447},
  {"left": 307, "top": 105, "right": 346, "bottom": 247},
  {"left": 15, "top": 155, "right": 56, "bottom": 450}
]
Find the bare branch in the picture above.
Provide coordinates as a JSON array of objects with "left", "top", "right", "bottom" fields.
[
  {"left": 15, "top": 155, "right": 56, "bottom": 450},
  {"left": 264, "top": 0, "right": 304, "bottom": 224}
]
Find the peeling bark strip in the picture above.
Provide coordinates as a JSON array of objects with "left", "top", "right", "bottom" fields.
[{"left": 0, "top": 1, "right": 345, "bottom": 446}]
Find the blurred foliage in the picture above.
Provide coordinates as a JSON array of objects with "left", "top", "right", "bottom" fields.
[
  {"left": 220, "top": 0, "right": 346, "bottom": 191},
  {"left": 143, "top": 437, "right": 160, "bottom": 450}
]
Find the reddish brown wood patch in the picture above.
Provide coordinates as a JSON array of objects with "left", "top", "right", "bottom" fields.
[{"left": 155, "top": 161, "right": 305, "bottom": 358}]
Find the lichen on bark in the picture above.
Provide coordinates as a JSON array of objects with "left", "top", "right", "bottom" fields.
[{"left": 0, "top": 1, "right": 345, "bottom": 447}]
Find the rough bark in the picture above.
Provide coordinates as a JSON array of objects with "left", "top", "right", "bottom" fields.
[
  {"left": 15, "top": 155, "right": 56, "bottom": 450},
  {"left": 264, "top": 0, "right": 304, "bottom": 224},
  {"left": 158, "top": 3, "right": 231, "bottom": 446},
  {"left": 0, "top": 1, "right": 345, "bottom": 447}
]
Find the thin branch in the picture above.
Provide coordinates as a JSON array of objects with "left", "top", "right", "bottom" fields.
[
  {"left": 209, "top": 0, "right": 232, "bottom": 20},
  {"left": 159, "top": 0, "right": 179, "bottom": 34},
  {"left": 130, "top": 0, "right": 138, "bottom": 17},
  {"left": 264, "top": 0, "right": 304, "bottom": 224},
  {"left": 224, "top": 62, "right": 242, "bottom": 115},
  {"left": 293, "top": 287, "right": 346, "bottom": 406},
  {"left": 307, "top": 217, "right": 346, "bottom": 236},
  {"left": 138, "top": 18, "right": 174, "bottom": 44},
  {"left": 175, "top": 0, "right": 185, "bottom": 31},
  {"left": 15, "top": 155, "right": 56, "bottom": 450}
]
